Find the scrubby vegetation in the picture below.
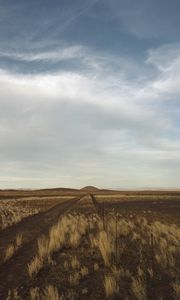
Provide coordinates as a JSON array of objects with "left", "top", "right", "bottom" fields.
[
  {"left": 26, "top": 210, "right": 180, "bottom": 299},
  {"left": 0, "top": 196, "right": 72, "bottom": 231},
  {"left": 0, "top": 199, "right": 40, "bottom": 230},
  {"left": 1, "top": 192, "right": 179, "bottom": 299},
  {"left": 4, "top": 233, "right": 23, "bottom": 262}
]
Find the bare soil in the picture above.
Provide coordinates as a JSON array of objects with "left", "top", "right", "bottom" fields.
[{"left": 0, "top": 196, "right": 82, "bottom": 299}]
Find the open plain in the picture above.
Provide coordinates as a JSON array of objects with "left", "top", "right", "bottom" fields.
[{"left": 0, "top": 188, "right": 179, "bottom": 300}]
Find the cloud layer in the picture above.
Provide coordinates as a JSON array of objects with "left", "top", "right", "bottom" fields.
[
  {"left": 0, "top": 1, "right": 180, "bottom": 188},
  {"left": 0, "top": 42, "right": 180, "bottom": 188}
]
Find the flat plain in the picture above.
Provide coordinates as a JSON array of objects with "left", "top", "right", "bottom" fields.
[{"left": 0, "top": 188, "right": 179, "bottom": 300}]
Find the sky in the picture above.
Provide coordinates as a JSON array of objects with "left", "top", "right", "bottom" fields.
[{"left": 0, "top": 0, "right": 180, "bottom": 189}]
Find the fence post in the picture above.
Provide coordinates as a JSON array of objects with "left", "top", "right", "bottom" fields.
[
  {"left": 115, "top": 212, "right": 118, "bottom": 266},
  {"left": 151, "top": 231, "right": 154, "bottom": 274}
]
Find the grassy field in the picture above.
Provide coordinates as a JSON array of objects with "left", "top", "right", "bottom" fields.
[{"left": 0, "top": 189, "right": 179, "bottom": 299}]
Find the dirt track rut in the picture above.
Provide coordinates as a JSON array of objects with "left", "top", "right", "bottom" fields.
[{"left": 0, "top": 196, "right": 83, "bottom": 299}]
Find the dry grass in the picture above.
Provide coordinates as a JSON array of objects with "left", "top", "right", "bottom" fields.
[
  {"left": 104, "top": 274, "right": 119, "bottom": 298},
  {"left": 42, "top": 285, "right": 61, "bottom": 300},
  {"left": 63, "top": 260, "right": 69, "bottom": 271},
  {"left": 30, "top": 285, "right": 63, "bottom": 300},
  {"left": 91, "top": 230, "right": 114, "bottom": 267},
  {"left": 0, "top": 196, "right": 70, "bottom": 231},
  {"left": 131, "top": 277, "right": 147, "bottom": 300},
  {"left": 71, "top": 256, "right": 80, "bottom": 270},
  {"left": 6, "top": 288, "right": 22, "bottom": 300},
  {"left": 111, "top": 265, "right": 131, "bottom": 279},
  {"left": 37, "top": 235, "right": 50, "bottom": 261},
  {"left": 16, "top": 233, "right": 23, "bottom": 248},
  {"left": 90, "top": 211, "right": 179, "bottom": 298},
  {"left": 4, "top": 233, "right": 23, "bottom": 262},
  {"left": 4, "top": 245, "right": 16, "bottom": 262},
  {"left": 94, "top": 263, "right": 99, "bottom": 272},
  {"left": 27, "top": 213, "right": 90, "bottom": 277},
  {"left": 0, "top": 199, "right": 40, "bottom": 230},
  {"left": 26, "top": 209, "right": 179, "bottom": 299},
  {"left": 28, "top": 256, "right": 43, "bottom": 278},
  {"left": 30, "top": 287, "right": 40, "bottom": 300},
  {"left": 80, "top": 266, "right": 89, "bottom": 277}
]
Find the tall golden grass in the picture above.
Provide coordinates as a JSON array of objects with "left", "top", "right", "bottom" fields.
[{"left": 26, "top": 211, "right": 179, "bottom": 299}]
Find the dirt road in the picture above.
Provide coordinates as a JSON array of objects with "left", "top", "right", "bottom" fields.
[{"left": 0, "top": 196, "right": 82, "bottom": 299}]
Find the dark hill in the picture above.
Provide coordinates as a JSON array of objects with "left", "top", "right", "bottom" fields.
[{"left": 80, "top": 186, "right": 99, "bottom": 192}]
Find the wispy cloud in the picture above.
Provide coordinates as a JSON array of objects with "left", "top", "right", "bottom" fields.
[
  {"left": 145, "top": 44, "right": 180, "bottom": 97},
  {"left": 0, "top": 0, "right": 179, "bottom": 188},
  {"left": 0, "top": 45, "right": 85, "bottom": 62},
  {"left": 0, "top": 42, "right": 179, "bottom": 188}
]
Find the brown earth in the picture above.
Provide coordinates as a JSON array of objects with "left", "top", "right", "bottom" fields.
[
  {"left": 0, "top": 195, "right": 83, "bottom": 299},
  {"left": 0, "top": 190, "right": 180, "bottom": 299}
]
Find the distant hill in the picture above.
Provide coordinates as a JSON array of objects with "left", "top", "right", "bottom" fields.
[
  {"left": 36, "top": 187, "right": 78, "bottom": 193},
  {"left": 80, "top": 186, "right": 99, "bottom": 192}
]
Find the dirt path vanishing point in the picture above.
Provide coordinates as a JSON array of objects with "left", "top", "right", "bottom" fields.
[
  {"left": 0, "top": 195, "right": 84, "bottom": 299},
  {"left": 90, "top": 193, "right": 103, "bottom": 215}
]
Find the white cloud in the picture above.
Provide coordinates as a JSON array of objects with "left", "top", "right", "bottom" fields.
[
  {"left": 0, "top": 45, "right": 85, "bottom": 62},
  {"left": 0, "top": 42, "right": 180, "bottom": 188},
  {"left": 146, "top": 44, "right": 180, "bottom": 71},
  {"left": 146, "top": 44, "right": 180, "bottom": 96}
]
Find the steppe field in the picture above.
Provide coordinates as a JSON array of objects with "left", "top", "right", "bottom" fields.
[{"left": 0, "top": 187, "right": 179, "bottom": 300}]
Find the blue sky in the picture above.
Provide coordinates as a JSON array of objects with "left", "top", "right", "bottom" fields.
[{"left": 0, "top": 0, "right": 180, "bottom": 189}]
